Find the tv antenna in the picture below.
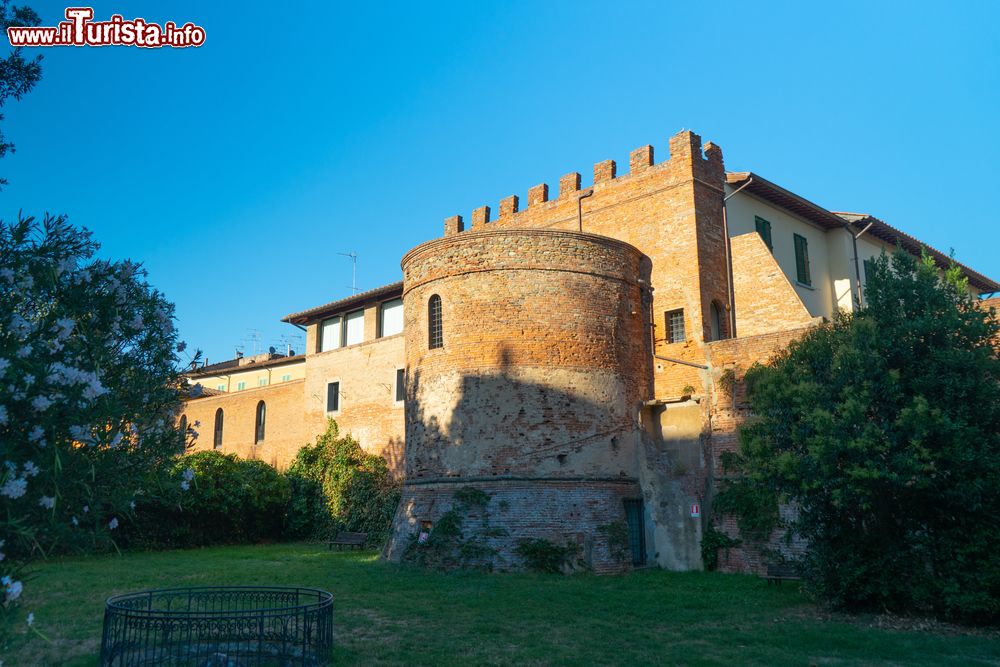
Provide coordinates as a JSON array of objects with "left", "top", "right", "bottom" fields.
[{"left": 339, "top": 251, "right": 359, "bottom": 293}]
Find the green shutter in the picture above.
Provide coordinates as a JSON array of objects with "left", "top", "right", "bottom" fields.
[
  {"left": 794, "top": 234, "right": 811, "bottom": 285},
  {"left": 754, "top": 216, "right": 773, "bottom": 251},
  {"left": 863, "top": 258, "right": 874, "bottom": 283}
]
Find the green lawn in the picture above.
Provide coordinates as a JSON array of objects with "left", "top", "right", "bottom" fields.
[{"left": 4, "top": 543, "right": 998, "bottom": 666}]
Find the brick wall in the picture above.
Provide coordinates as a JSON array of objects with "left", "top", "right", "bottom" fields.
[
  {"left": 181, "top": 379, "right": 308, "bottom": 468},
  {"left": 439, "top": 130, "right": 728, "bottom": 401},
  {"left": 301, "top": 334, "right": 406, "bottom": 474},
  {"left": 386, "top": 228, "right": 650, "bottom": 569},
  {"left": 730, "top": 232, "right": 818, "bottom": 337}
]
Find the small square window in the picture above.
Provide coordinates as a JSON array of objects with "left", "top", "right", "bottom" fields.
[
  {"left": 217, "top": 384, "right": 226, "bottom": 391},
  {"left": 236, "top": 381, "right": 246, "bottom": 391},
  {"left": 281, "top": 373, "right": 292, "bottom": 383},
  {"left": 258, "top": 378, "right": 268, "bottom": 387},
  {"left": 666, "top": 309, "right": 686, "bottom": 344}
]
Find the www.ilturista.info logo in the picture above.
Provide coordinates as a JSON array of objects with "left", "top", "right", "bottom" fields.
[{"left": 7, "top": 7, "right": 205, "bottom": 48}]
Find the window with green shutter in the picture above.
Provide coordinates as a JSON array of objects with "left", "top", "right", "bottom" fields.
[
  {"left": 863, "top": 258, "right": 875, "bottom": 283},
  {"left": 754, "top": 216, "right": 773, "bottom": 251},
  {"left": 793, "top": 234, "right": 811, "bottom": 286}
]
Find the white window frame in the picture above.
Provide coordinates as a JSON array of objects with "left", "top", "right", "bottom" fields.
[{"left": 379, "top": 298, "right": 404, "bottom": 338}]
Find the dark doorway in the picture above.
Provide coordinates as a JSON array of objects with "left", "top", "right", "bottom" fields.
[{"left": 623, "top": 498, "right": 646, "bottom": 566}]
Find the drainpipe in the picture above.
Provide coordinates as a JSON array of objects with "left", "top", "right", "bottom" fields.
[
  {"left": 654, "top": 354, "right": 708, "bottom": 370},
  {"left": 577, "top": 188, "right": 594, "bottom": 232},
  {"left": 722, "top": 177, "right": 753, "bottom": 338},
  {"left": 846, "top": 219, "right": 875, "bottom": 308}
]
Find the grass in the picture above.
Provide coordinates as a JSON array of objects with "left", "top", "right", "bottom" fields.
[{"left": 4, "top": 542, "right": 999, "bottom": 666}]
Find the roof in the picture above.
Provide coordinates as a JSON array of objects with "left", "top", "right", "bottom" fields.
[
  {"left": 727, "top": 172, "right": 1000, "bottom": 293},
  {"left": 282, "top": 281, "right": 403, "bottom": 325},
  {"left": 186, "top": 353, "right": 305, "bottom": 379}
]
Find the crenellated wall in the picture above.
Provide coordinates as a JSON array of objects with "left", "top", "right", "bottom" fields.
[{"left": 437, "top": 130, "right": 729, "bottom": 401}]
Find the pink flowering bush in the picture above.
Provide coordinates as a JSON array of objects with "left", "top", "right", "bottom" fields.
[{"left": 0, "top": 213, "right": 192, "bottom": 620}]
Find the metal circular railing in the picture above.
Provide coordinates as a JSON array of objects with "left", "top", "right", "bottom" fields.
[{"left": 100, "top": 586, "right": 333, "bottom": 666}]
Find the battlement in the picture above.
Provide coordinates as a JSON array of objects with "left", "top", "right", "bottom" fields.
[{"left": 442, "top": 129, "right": 725, "bottom": 236}]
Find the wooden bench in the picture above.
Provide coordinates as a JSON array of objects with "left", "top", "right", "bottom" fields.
[
  {"left": 763, "top": 562, "right": 801, "bottom": 585},
  {"left": 328, "top": 531, "right": 367, "bottom": 551}
]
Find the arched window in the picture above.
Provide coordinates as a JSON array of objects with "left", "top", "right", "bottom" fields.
[
  {"left": 213, "top": 408, "right": 224, "bottom": 449},
  {"left": 254, "top": 401, "right": 266, "bottom": 444},
  {"left": 428, "top": 294, "right": 443, "bottom": 349},
  {"left": 709, "top": 301, "right": 728, "bottom": 341}
]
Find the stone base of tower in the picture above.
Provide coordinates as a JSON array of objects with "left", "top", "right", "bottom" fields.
[{"left": 383, "top": 479, "right": 646, "bottom": 574}]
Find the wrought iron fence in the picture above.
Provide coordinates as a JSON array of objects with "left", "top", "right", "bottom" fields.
[{"left": 100, "top": 586, "right": 333, "bottom": 666}]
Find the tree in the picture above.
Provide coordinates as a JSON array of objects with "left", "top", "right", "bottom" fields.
[
  {"left": 0, "top": 1, "right": 43, "bottom": 186},
  {"left": 0, "top": 213, "right": 191, "bottom": 619},
  {"left": 721, "top": 250, "right": 1000, "bottom": 623}
]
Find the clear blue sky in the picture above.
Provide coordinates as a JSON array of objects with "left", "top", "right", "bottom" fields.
[{"left": 6, "top": 0, "right": 999, "bottom": 364}]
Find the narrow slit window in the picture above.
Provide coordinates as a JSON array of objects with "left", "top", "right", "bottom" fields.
[
  {"left": 254, "top": 401, "right": 266, "bottom": 444},
  {"left": 395, "top": 368, "right": 405, "bottom": 403},
  {"left": 213, "top": 408, "right": 224, "bottom": 449},
  {"left": 327, "top": 381, "right": 340, "bottom": 413},
  {"left": 428, "top": 295, "right": 443, "bottom": 349}
]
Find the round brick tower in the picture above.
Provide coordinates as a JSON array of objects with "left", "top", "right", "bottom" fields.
[{"left": 384, "top": 228, "right": 651, "bottom": 572}]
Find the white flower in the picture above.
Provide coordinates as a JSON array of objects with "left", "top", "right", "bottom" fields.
[
  {"left": 9, "top": 314, "right": 32, "bottom": 336},
  {"left": 109, "top": 432, "right": 123, "bottom": 448},
  {"left": 53, "top": 317, "right": 75, "bottom": 341},
  {"left": 189, "top": 383, "right": 203, "bottom": 398},
  {"left": 69, "top": 425, "right": 90, "bottom": 442},
  {"left": 28, "top": 425, "right": 45, "bottom": 442},
  {"left": 108, "top": 518, "right": 118, "bottom": 530},
  {"left": 26, "top": 612, "right": 34, "bottom": 626},
  {"left": 0, "top": 267, "right": 13, "bottom": 282},
  {"left": 180, "top": 480, "right": 190, "bottom": 491},
  {"left": 129, "top": 315, "right": 143, "bottom": 330},
  {"left": 0, "top": 359, "right": 9, "bottom": 373},
  {"left": 39, "top": 496, "right": 55, "bottom": 509},
  {"left": 71, "top": 516, "right": 78, "bottom": 526},
  {"left": 30, "top": 396, "right": 52, "bottom": 412},
  {"left": 81, "top": 377, "right": 108, "bottom": 401},
  {"left": 129, "top": 500, "right": 136, "bottom": 510},
  {"left": 4, "top": 579, "right": 23, "bottom": 603},
  {"left": 0, "top": 477, "right": 27, "bottom": 499},
  {"left": 16, "top": 345, "right": 31, "bottom": 358},
  {"left": 182, "top": 468, "right": 195, "bottom": 482},
  {"left": 82, "top": 505, "right": 89, "bottom": 513},
  {"left": 0, "top": 405, "right": 7, "bottom": 427},
  {"left": 23, "top": 461, "right": 39, "bottom": 477},
  {"left": 176, "top": 341, "right": 187, "bottom": 353}
]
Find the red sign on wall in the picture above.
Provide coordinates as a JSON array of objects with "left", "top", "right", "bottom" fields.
[{"left": 690, "top": 503, "right": 701, "bottom": 518}]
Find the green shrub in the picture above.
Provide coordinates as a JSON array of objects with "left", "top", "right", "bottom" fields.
[
  {"left": 285, "top": 420, "right": 400, "bottom": 546},
  {"left": 724, "top": 250, "right": 1000, "bottom": 624},
  {"left": 129, "top": 451, "right": 290, "bottom": 548}
]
